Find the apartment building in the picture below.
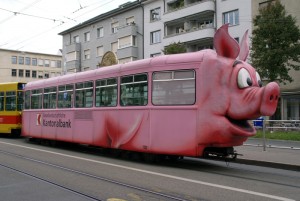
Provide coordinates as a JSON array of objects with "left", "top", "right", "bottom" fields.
[
  {"left": 58, "top": 1, "right": 144, "bottom": 73},
  {"left": 0, "top": 48, "right": 62, "bottom": 83}
]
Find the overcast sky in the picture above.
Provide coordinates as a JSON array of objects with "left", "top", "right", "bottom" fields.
[{"left": 0, "top": 0, "right": 129, "bottom": 55}]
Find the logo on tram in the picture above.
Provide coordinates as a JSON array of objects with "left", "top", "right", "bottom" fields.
[{"left": 36, "top": 114, "right": 42, "bottom": 126}]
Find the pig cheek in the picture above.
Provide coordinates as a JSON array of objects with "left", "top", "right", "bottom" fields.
[{"left": 227, "top": 91, "right": 262, "bottom": 119}]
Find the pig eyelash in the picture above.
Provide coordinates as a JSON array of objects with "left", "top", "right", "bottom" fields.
[{"left": 233, "top": 60, "right": 242, "bottom": 67}]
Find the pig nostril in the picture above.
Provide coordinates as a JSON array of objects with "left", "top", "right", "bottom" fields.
[{"left": 270, "top": 95, "right": 274, "bottom": 101}]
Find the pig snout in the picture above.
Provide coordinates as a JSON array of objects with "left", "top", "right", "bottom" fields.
[{"left": 260, "top": 82, "right": 280, "bottom": 116}]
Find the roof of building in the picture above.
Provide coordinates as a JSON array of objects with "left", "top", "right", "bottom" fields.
[
  {"left": 0, "top": 48, "right": 62, "bottom": 57},
  {"left": 58, "top": 0, "right": 143, "bottom": 35}
]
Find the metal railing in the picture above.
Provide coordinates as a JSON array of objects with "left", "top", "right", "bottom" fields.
[{"left": 251, "top": 119, "right": 300, "bottom": 151}]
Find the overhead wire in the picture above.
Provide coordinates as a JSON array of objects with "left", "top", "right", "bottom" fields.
[
  {"left": 0, "top": 7, "right": 65, "bottom": 23},
  {"left": 0, "top": 0, "right": 123, "bottom": 52}
]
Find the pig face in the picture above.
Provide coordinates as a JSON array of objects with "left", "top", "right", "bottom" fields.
[{"left": 198, "top": 24, "right": 279, "bottom": 145}]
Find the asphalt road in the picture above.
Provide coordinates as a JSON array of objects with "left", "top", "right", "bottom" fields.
[{"left": 0, "top": 137, "right": 299, "bottom": 201}]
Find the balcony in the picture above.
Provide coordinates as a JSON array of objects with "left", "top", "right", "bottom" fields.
[
  {"left": 117, "top": 23, "right": 138, "bottom": 38},
  {"left": 65, "top": 42, "right": 81, "bottom": 53},
  {"left": 163, "top": 26, "right": 215, "bottom": 47},
  {"left": 164, "top": 0, "right": 215, "bottom": 20},
  {"left": 117, "top": 46, "right": 138, "bottom": 59}
]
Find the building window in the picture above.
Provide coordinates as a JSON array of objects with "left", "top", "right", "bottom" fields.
[
  {"left": 38, "top": 71, "right": 43, "bottom": 78},
  {"left": 84, "top": 49, "right": 90, "bottom": 60},
  {"left": 11, "top": 56, "right": 17, "bottom": 64},
  {"left": 84, "top": 32, "right": 90, "bottom": 42},
  {"left": 119, "top": 36, "right": 134, "bottom": 49},
  {"left": 97, "top": 46, "right": 104, "bottom": 57},
  {"left": 19, "top": 69, "right": 24, "bottom": 77},
  {"left": 150, "top": 30, "right": 161, "bottom": 44},
  {"left": 12, "top": 69, "right": 17, "bottom": 77},
  {"left": 66, "top": 51, "right": 78, "bottom": 62},
  {"left": 44, "top": 59, "right": 50, "bottom": 67},
  {"left": 25, "top": 57, "right": 31, "bottom": 65},
  {"left": 32, "top": 58, "right": 37, "bottom": 66},
  {"left": 73, "top": 35, "right": 79, "bottom": 43},
  {"left": 50, "top": 60, "right": 56, "bottom": 67},
  {"left": 32, "top": 70, "right": 37, "bottom": 78},
  {"left": 19, "top": 57, "right": 24, "bottom": 65},
  {"left": 25, "top": 70, "right": 30, "bottom": 77},
  {"left": 44, "top": 72, "right": 49, "bottom": 78},
  {"left": 282, "top": 95, "right": 300, "bottom": 120},
  {"left": 57, "top": 60, "right": 62, "bottom": 68},
  {"left": 97, "top": 27, "right": 104, "bottom": 38},
  {"left": 38, "top": 59, "right": 43, "bottom": 66},
  {"left": 111, "top": 22, "right": 119, "bottom": 33},
  {"left": 150, "top": 7, "right": 161, "bottom": 21},
  {"left": 223, "top": 10, "right": 239, "bottom": 26}
]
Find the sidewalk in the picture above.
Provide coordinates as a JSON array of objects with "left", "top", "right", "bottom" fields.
[{"left": 234, "top": 138, "right": 300, "bottom": 171}]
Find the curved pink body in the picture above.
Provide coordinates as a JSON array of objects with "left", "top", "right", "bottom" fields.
[{"left": 22, "top": 25, "right": 279, "bottom": 157}]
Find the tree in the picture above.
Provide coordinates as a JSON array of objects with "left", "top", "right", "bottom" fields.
[
  {"left": 163, "top": 42, "right": 186, "bottom": 55},
  {"left": 251, "top": 0, "right": 300, "bottom": 84}
]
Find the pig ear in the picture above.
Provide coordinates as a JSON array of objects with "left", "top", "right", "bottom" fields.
[
  {"left": 214, "top": 24, "right": 239, "bottom": 59},
  {"left": 239, "top": 30, "right": 249, "bottom": 61}
]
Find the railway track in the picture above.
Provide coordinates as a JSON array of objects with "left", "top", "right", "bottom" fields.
[{"left": 0, "top": 149, "right": 190, "bottom": 201}]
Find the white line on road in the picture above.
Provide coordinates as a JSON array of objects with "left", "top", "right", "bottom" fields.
[{"left": 0, "top": 141, "right": 295, "bottom": 201}]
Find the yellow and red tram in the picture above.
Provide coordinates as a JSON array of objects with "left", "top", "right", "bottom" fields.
[{"left": 0, "top": 82, "right": 25, "bottom": 136}]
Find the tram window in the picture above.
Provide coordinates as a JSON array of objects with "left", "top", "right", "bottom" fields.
[
  {"left": 31, "top": 89, "right": 43, "bottom": 109},
  {"left": 17, "top": 91, "right": 24, "bottom": 111},
  {"left": 58, "top": 84, "right": 74, "bottom": 108},
  {"left": 5, "top": 91, "right": 16, "bottom": 111},
  {"left": 43, "top": 87, "right": 57, "bottom": 109},
  {"left": 152, "top": 70, "right": 195, "bottom": 105},
  {"left": 24, "top": 91, "right": 31, "bottom": 109},
  {"left": 95, "top": 78, "right": 117, "bottom": 107},
  {"left": 120, "top": 73, "right": 148, "bottom": 106},
  {"left": 75, "top": 81, "right": 93, "bottom": 108},
  {"left": 0, "top": 92, "right": 4, "bottom": 111}
]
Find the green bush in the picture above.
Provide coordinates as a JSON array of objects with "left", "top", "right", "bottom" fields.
[{"left": 253, "top": 130, "right": 300, "bottom": 141}]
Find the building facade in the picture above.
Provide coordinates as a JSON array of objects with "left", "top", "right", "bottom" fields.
[
  {"left": 59, "top": 1, "right": 144, "bottom": 73},
  {"left": 0, "top": 48, "right": 62, "bottom": 83}
]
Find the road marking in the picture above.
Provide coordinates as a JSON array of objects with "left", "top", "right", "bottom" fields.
[{"left": 0, "top": 141, "right": 295, "bottom": 201}]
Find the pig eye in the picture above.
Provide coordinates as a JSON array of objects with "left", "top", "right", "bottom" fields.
[
  {"left": 237, "top": 68, "right": 252, "bottom": 88},
  {"left": 256, "top": 72, "right": 263, "bottom": 87}
]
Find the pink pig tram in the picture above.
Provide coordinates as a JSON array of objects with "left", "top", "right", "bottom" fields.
[{"left": 22, "top": 25, "right": 280, "bottom": 160}]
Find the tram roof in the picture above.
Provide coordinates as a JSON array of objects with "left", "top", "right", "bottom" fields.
[{"left": 25, "top": 50, "right": 208, "bottom": 90}]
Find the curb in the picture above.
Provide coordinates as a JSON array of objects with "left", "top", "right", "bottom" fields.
[{"left": 234, "top": 158, "right": 300, "bottom": 172}]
